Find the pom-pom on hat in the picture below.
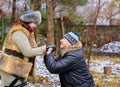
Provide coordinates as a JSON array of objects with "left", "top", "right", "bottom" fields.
[
  {"left": 64, "top": 32, "right": 79, "bottom": 45},
  {"left": 20, "top": 10, "right": 41, "bottom": 24}
]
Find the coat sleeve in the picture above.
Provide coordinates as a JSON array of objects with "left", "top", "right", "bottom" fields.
[
  {"left": 44, "top": 52, "right": 81, "bottom": 74},
  {"left": 12, "top": 31, "right": 44, "bottom": 57}
]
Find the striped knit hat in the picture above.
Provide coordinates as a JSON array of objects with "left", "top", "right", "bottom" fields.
[{"left": 64, "top": 32, "right": 79, "bottom": 45}]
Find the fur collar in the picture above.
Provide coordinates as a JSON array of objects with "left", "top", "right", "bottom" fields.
[{"left": 60, "top": 41, "right": 82, "bottom": 57}]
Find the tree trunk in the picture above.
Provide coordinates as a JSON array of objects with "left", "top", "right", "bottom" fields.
[
  {"left": 28, "top": 0, "right": 42, "bottom": 83},
  {"left": 34, "top": 0, "right": 42, "bottom": 43},
  {"left": 30, "top": 0, "right": 42, "bottom": 43},
  {"left": 1, "top": 17, "right": 5, "bottom": 44},
  {"left": 30, "top": 0, "right": 36, "bottom": 10},
  {"left": 24, "top": 0, "right": 31, "bottom": 11},
  {"left": 60, "top": 13, "right": 65, "bottom": 38},
  {"left": 11, "top": 0, "right": 16, "bottom": 22},
  {"left": 46, "top": 0, "right": 54, "bottom": 44},
  {"left": 87, "top": 0, "right": 100, "bottom": 68},
  {"left": 35, "top": 0, "right": 42, "bottom": 10}
]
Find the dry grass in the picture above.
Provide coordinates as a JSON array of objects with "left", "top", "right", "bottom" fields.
[
  {"left": 90, "top": 55, "right": 120, "bottom": 87},
  {"left": 90, "top": 55, "right": 120, "bottom": 64},
  {"left": 95, "top": 80, "right": 120, "bottom": 87},
  {"left": 91, "top": 71, "right": 120, "bottom": 87}
]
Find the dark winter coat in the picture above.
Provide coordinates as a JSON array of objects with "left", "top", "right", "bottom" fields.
[{"left": 44, "top": 42, "right": 94, "bottom": 87}]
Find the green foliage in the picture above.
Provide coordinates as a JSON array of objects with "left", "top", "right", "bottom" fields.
[
  {"left": 59, "top": 0, "right": 87, "bottom": 36},
  {"left": 38, "top": 0, "right": 88, "bottom": 37},
  {"left": 64, "top": 10, "right": 85, "bottom": 36},
  {"left": 41, "top": 10, "right": 47, "bottom": 20},
  {"left": 38, "top": 10, "right": 47, "bottom": 36},
  {"left": 69, "top": 12, "right": 85, "bottom": 25},
  {"left": 56, "top": 0, "right": 87, "bottom": 30}
]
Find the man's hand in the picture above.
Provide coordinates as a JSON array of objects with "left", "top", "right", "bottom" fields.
[{"left": 46, "top": 44, "right": 56, "bottom": 54}]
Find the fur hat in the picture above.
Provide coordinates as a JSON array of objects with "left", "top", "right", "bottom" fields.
[
  {"left": 20, "top": 10, "right": 41, "bottom": 24},
  {"left": 64, "top": 32, "right": 79, "bottom": 45}
]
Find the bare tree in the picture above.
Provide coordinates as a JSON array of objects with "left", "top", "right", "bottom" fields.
[
  {"left": 106, "top": 0, "right": 120, "bottom": 25},
  {"left": 87, "top": 0, "right": 101, "bottom": 68}
]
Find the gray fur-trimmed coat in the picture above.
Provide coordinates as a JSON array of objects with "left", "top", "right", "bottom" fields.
[{"left": 44, "top": 42, "right": 94, "bottom": 87}]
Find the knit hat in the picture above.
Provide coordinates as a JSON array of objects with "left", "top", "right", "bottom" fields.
[
  {"left": 20, "top": 10, "right": 41, "bottom": 24},
  {"left": 64, "top": 32, "right": 79, "bottom": 45}
]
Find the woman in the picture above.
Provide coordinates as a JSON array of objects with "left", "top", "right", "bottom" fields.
[{"left": 0, "top": 10, "right": 46, "bottom": 87}]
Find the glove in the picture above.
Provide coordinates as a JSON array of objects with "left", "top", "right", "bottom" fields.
[{"left": 46, "top": 44, "right": 56, "bottom": 53}]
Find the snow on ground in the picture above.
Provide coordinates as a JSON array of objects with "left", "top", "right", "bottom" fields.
[
  {"left": 98, "top": 41, "right": 120, "bottom": 53},
  {"left": 33, "top": 41, "right": 120, "bottom": 86},
  {"left": 35, "top": 56, "right": 60, "bottom": 82},
  {"left": 28, "top": 56, "right": 61, "bottom": 87},
  {"left": 0, "top": 41, "right": 120, "bottom": 86},
  {"left": 90, "top": 59, "right": 120, "bottom": 75},
  {"left": 35, "top": 55, "right": 120, "bottom": 80},
  {"left": 30, "top": 55, "right": 120, "bottom": 86}
]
